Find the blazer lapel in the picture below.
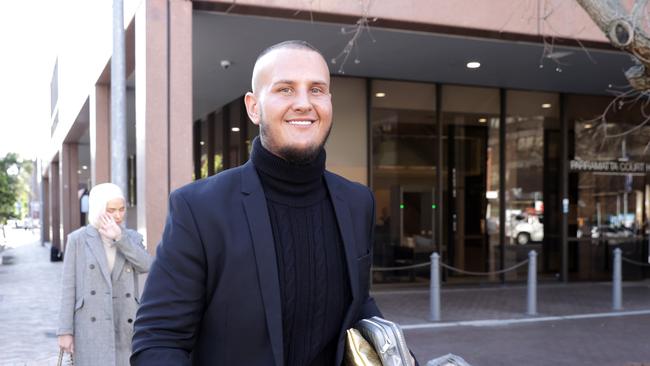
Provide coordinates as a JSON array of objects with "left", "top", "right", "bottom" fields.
[
  {"left": 324, "top": 173, "right": 360, "bottom": 326},
  {"left": 240, "top": 161, "right": 284, "bottom": 366},
  {"left": 84, "top": 226, "right": 112, "bottom": 287}
]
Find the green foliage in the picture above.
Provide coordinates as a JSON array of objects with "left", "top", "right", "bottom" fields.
[{"left": 0, "top": 153, "right": 32, "bottom": 225}]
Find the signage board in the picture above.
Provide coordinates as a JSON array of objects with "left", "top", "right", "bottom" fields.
[{"left": 569, "top": 160, "right": 648, "bottom": 174}]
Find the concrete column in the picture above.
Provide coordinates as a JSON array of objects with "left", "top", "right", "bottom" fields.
[
  {"left": 135, "top": 0, "right": 169, "bottom": 254},
  {"left": 60, "top": 143, "right": 80, "bottom": 250},
  {"left": 50, "top": 161, "right": 61, "bottom": 254},
  {"left": 135, "top": 0, "right": 192, "bottom": 254},
  {"left": 169, "top": 0, "right": 193, "bottom": 190},
  {"left": 41, "top": 176, "right": 50, "bottom": 243},
  {"left": 90, "top": 84, "right": 111, "bottom": 186}
]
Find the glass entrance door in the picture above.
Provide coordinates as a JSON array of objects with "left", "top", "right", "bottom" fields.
[
  {"left": 441, "top": 85, "right": 500, "bottom": 283},
  {"left": 446, "top": 124, "right": 488, "bottom": 273}
]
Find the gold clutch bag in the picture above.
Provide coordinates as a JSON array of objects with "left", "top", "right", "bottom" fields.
[
  {"left": 345, "top": 317, "right": 415, "bottom": 366},
  {"left": 344, "top": 328, "right": 382, "bottom": 365}
]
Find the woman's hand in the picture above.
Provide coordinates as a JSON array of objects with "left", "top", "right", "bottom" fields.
[
  {"left": 98, "top": 213, "right": 122, "bottom": 241},
  {"left": 58, "top": 334, "right": 74, "bottom": 354}
]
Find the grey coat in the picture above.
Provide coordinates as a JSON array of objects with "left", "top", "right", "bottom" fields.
[{"left": 57, "top": 225, "right": 152, "bottom": 366}]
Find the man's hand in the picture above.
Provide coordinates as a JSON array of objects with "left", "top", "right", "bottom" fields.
[
  {"left": 98, "top": 213, "right": 122, "bottom": 241},
  {"left": 58, "top": 335, "right": 74, "bottom": 354}
]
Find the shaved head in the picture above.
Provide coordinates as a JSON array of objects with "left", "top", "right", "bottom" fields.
[{"left": 251, "top": 40, "right": 327, "bottom": 94}]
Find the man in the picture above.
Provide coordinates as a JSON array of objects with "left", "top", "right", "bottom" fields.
[{"left": 131, "top": 40, "right": 388, "bottom": 365}]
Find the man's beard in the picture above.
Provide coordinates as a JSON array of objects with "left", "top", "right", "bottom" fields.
[{"left": 259, "top": 117, "right": 331, "bottom": 164}]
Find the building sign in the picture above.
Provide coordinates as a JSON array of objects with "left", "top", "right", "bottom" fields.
[{"left": 570, "top": 160, "right": 648, "bottom": 174}]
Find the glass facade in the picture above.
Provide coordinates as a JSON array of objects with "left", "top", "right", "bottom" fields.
[
  {"left": 370, "top": 80, "right": 437, "bottom": 283},
  {"left": 193, "top": 97, "right": 258, "bottom": 179},
  {"left": 194, "top": 78, "right": 650, "bottom": 285},
  {"left": 505, "top": 91, "right": 560, "bottom": 280},
  {"left": 568, "top": 95, "right": 650, "bottom": 280}
]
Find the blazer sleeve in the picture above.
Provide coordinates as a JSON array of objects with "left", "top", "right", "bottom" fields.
[
  {"left": 57, "top": 234, "right": 77, "bottom": 336},
  {"left": 131, "top": 190, "right": 208, "bottom": 366},
  {"left": 358, "top": 188, "right": 383, "bottom": 320},
  {"left": 114, "top": 230, "right": 152, "bottom": 274}
]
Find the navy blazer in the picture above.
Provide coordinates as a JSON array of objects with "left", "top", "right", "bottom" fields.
[{"left": 131, "top": 160, "right": 382, "bottom": 365}]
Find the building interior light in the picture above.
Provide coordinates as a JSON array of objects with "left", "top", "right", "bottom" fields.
[
  {"left": 82, "top": 165, "right": 88, "bottom": 170},
  {"left": 200, "top": 141, "right": 205, "bottom": 146},
  {"left": 478, "top": 118, "right": 487, "bottom": 123},
  {"left": 584, "top": 123, "right": 593, "bottom": 129},
  {"left": 466, "top": 61, "right": 481, "bottom": 69},
  {"left": 77, "top": 170, "right": 82, "bottom": 175},
  {"left": 375, "top": 92, "right": 386, "bottom": 98},
  {"left": 541, "top": 103, "right": 552, "bottom": 109},
  {"left": 231, "top": 127, "right": 240, "bottom": 132}
]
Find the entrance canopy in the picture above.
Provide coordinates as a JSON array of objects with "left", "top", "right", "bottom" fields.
[{"left": 193, "top": 10, "right": 633, "bottom": 120}]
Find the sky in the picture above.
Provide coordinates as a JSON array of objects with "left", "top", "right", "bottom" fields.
[{"left": 0, "top": 1, "right": 60, "bottom": 160}]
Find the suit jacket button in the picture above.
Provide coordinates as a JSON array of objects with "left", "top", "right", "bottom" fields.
[
  {"left": 125, "top": 293, "right": 131, "bottom": 298},
  {"left": 90, "top": 290, "right": 96, "bottom": 295},
  {"left": 91, "top": 317, "right": 96, "bottom": 322},
  {"left": 89, "top": 264, "right": 95, "bottom": 269},
  {"left": 127, "top": 318, "right": 133, "bottom": 323}
]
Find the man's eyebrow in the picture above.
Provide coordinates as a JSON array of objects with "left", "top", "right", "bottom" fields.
[
  {"left": 271, "top": 79, "right": 329, "bottom": 86},
  {"left": 271, "top": 80, "right": 294, "bottom": 86}
]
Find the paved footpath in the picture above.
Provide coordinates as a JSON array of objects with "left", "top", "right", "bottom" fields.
[
  {"left": 0, "top": 229, "right": 61, "bottom": 366},
  {"left": 405, "top": 313, "right": 650, "bottom": 366},
  {"left": 373, "top": 281, "right": 650, "bottom": 365},
  {"left": 1, "top": 227, "right": 650, "bottom": 365}
]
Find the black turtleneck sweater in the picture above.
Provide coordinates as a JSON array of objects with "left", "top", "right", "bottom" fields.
[{"left": 251, "top": 138, "right": 351, "bottom": 366}]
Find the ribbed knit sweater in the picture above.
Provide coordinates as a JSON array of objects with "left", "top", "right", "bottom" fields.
[{"left": 251, "top": 138, "right": 351, "bottom": 366}]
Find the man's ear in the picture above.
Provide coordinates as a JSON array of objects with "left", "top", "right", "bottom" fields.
[{"left": 244, "top": 92, "right": 261, "bottom": 125}]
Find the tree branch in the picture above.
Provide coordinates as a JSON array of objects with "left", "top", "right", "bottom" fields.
[{"left": 577, "top": 0, "right": 650, "bottom": 90}]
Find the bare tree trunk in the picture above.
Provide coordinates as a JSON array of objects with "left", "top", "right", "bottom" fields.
[{"left": 577, "top": 0, "right": 650, "bottom": 90}]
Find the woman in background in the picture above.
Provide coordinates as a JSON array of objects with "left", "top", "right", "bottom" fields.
[{"left": 57, "top": 183, "right": 152, "bottom": 366}]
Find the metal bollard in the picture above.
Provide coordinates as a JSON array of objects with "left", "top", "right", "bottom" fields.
[
  {"left": 527, "top": 250, "right": 537, "bottom": 316},
  {"left": 613, "top": 248, "right": 622, "bottom": 311},
  {"left": 430, "top": 252, "right": 440, "bottom": 321}
]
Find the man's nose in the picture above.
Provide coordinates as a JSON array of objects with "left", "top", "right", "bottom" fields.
[{"left": 292, "top": 89, "right": 313, "bottom": 111}]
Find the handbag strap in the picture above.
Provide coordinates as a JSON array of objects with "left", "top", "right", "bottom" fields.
[{"left": 57, "top": 349, "right": 74, "bottom": 366}]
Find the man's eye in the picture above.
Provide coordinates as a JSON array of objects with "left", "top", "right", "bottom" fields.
[
  {"left": 311, "top": 88, "right": 323, "bottom": 94},
  {"left": 279, "top": 87, "right": 293, "bottom": 94}
]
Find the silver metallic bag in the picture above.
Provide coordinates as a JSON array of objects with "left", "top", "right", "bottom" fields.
[{"left": 354, "top": 316, "right": 412, "bottom": 366}]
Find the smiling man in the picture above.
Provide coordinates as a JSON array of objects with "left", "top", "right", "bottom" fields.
[
  {"left": 246, "top": 41, "right": 333, "bottom": 164},
  {"left": 131, "top": 40, "right": 386, "bottom": 366}
]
